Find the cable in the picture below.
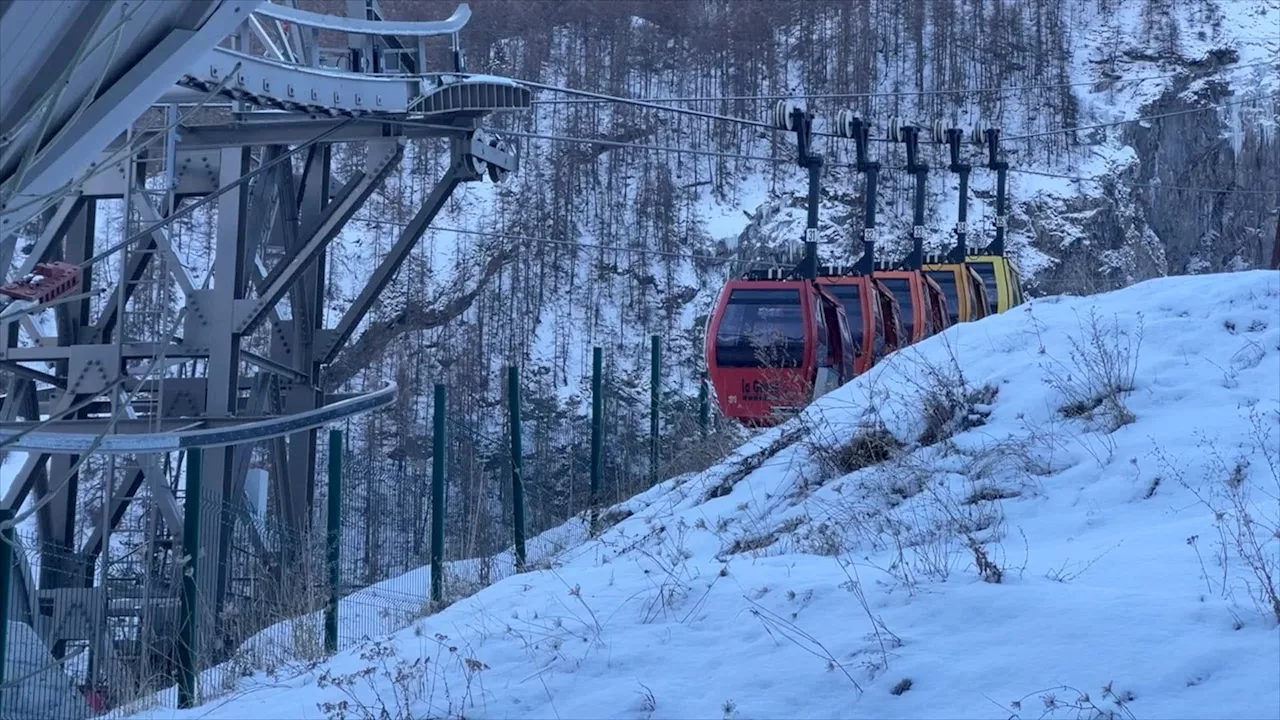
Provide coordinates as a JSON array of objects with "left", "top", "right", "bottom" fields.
[
  {"left": 369, "top": 116, "right": 1273, "bottom": 195},
  {"left": 0, "top": 127, "right": 353, "bottom": 531},
  {"left": 1005, "top": 91, "right": 1280, "bottom": 141},
  {"left": 512, "top": 79, "right": 1280, "bottom": 144},
  {"left": 514, "top": 78, "right": 785, "bottom": 135},
  {"left": 0, "top": 1, "right": 147, "bottom": 149},
  {"left": 1010, "top": 167, "right": 1279, "bottom": 195},
  {"left": 0, "top": 63, "right": 244, "bottom": 238},
  {"left": 0, "top": 267, "right": 215, "bottom": 533},
  {"left": 362, "top": 116, "right": 829, "bottom": 166},
  {"left": 528, "top": 59, "right": 1279, "bottom": 105},
  {"left": 349, "top": 216, "right": 770, "bottom": 267},
  {"left": 1, "top": 3, "right": 128, "bottom": 217}
]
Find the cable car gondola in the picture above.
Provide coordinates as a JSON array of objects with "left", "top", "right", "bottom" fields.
[
  {"left": 817, "top": 112, "right": 906, "bottom": 373},
  {"left": 864, "top": 120, "right": 951, "bottom": 344},
  {"left": 816, "top": 272, "right": 904, "bottom": 373},
  {"left": 704, "top": 101, "right": 858, "bottom": 426},
  {"left": 872, "top": 265, "right": 948, "bottom": 343},
  {"left": 706, "top": 274, "right": 855, "bottom": 425},
  {"left": 921, "top": 125, "right": 991, "bottom": 324},
  {"left": 923, "top": 258, "right": 991, "bottom": 324},
  {"left": 965, "top": 128, "right": 1026, "bottom": 315}
]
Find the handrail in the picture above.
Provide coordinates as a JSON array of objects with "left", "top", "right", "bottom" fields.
[
  {"left": 204, "top": 46, "right": 423, "bottom": 84},
  {"left": 255, "top": 1, "right": 471, "bottom": 37},
  {"left": 0, "top": 382, "right": 396, "bottom": 452}
]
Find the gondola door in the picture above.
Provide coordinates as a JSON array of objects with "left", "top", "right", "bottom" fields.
[
  {"left": 819, "top": 278, "right": 873, "bottom": 375},
  {"left": 813, "top": 284, "right": 856, "bottom": 397},
  {"left": 873, "top": 279, "right": 905, "bottom": 356},
  {"left": 922, "top": 274, "right": 950, "bottom": 333}
]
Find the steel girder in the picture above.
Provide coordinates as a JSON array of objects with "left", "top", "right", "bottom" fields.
[
  {"left": 0, "top": 0, "right": 527, "bottom": 692},
  {"left": 0, "top": 122, "right": 517, "bottom": 680},
  {"left": 0, "top": 0, "right": 266, "bottom": 240}
]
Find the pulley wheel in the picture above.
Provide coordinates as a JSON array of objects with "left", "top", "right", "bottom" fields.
[
  {"left": 969, "top": 123, "right": 985, "bottom": 145},
  {"left": 773, "top": 99, "right": 803, "bottom": 131},
  {"left": 835, "top": 109, "right": 859, "bottom": 139},
  {"left": 932, "top": 119, "right": 946, "bottom": 143},
  {"left": 487, "top": 137, "right": 511, "bottom": 183},
  {"left": 887, "top": 116, "right": 901, "bottom": 142},
  {"left": 467, "top": 129, "right": 490, "bottom": 177}
]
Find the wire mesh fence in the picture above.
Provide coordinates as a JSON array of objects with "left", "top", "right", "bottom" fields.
[{"left": 0, "top": 342, "right": 733, "bottom": 719}]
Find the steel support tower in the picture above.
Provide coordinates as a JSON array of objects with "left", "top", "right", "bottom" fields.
[{"left": 0, "top": 0, "right": 528, "bottom": 705}]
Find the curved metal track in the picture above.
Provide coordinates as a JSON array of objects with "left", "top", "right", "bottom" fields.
[
  {"left": 177, "top": 1, "right": 529, "bottom": 117},
  {"left": 0, "top": 382, "right": 395, "bottom": 453},
  {"left": 254, "top": 1, "right": 472, "bottom": 36},
  {"left": 178, "top": 48, "right": 530, "bottom": 117}
]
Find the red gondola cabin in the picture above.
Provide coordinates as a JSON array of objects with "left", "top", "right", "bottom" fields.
[{"left": 705, "top": 279, "right": 856, "bottom": 426}]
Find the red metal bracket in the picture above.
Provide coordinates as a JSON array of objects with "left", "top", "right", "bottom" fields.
[{"left": 0, "top": 261, "right": 83, "bottom": 304}]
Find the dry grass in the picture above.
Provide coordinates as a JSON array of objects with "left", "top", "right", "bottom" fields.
[
  {"left": 1158, "top": 409, "right": 1280, "bottom": 624},
  {"left": 1041, "top": 308, "right": 1143, "bottom": 433}
]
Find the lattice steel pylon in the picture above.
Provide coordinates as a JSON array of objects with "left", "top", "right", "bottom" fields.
[{"left": 0, "top": 0, "right": 528, "bottom": 708}]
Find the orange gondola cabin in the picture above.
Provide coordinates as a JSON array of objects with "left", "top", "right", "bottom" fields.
[
  {"left": 872, "top": 265, "right": 950, "bottom": 344},
  {"left": 816, "top": 270, "right": 906, "bottom": 373}
]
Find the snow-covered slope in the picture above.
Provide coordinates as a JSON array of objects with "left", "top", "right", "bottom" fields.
[{"left": 125, "top": 269, "right": 1280, "bottom": 719}]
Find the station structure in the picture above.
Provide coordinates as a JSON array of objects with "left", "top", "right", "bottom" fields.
[{"left": 0, "top": 0, "right": 529, "bottom": 697}]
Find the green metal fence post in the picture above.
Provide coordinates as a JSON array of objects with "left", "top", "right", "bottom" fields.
[
  {"left": 0, "top": 508, "right": 13, "bottom": 687},
  {"left": 431, "top": 384, "right": 446, "bottom": 605},
  {"left": 650, "top": 334, "right": 660, "bottom": 484},
  {"left": 507, "top": 366, "right": 527, "bottom": 570},
  {"left": 699, "top": 371, "right": 710, "bottom": 437},
  {"left": 590, "top": 347, "right": 603, "bottom": 516},
  {"left": 324, "top": 429, "right": 342, "bottom": 654},
  {"left": 177, "top": 448, "right": 203, "bottom": 709}
]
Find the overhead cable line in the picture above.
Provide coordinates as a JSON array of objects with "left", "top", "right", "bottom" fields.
[
  {"left": 1005, "top": 90, "right": 1280, "bottom": 141},
  {"left": 349, "top": 217, "right": 761, "bottom": 266},
  {"left": 514, "top": 78, "right": 813, "bottom": 136},
  {"left": 1010, "top": 167, "right": 1279, "bottom": 194},
  {"left": 517, "top": 79, "right": 1280, "bottom": 144},
  {"left": 368, "top": 117, "right": 1275, "bottom": 195},
  {"left": 529, "top": 59, "right": 1279, "bottom": 104},
  {"left": 365, "top": 116, "right": 837, "bottom": 166},
  {"left": 1, "top": 60, "right": 244, "bottom": 236}
]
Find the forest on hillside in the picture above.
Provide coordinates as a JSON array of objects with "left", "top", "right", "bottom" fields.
[{"left": 127, "top": 0, "right": 1280, "bottom": 598}]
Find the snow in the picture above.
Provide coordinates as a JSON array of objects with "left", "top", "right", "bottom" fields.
[
  {"left": 122, "top": 269, "right": 1280, "bottom": 720},
  {"left": 446, "top": 74, "right": 527, "bottom": 88}
]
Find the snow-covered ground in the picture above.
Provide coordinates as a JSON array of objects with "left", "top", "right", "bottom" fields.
[{"left": 122, "top": 269, "right": 1280, "bottom": 719}]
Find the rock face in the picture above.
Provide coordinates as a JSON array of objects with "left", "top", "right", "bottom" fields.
[{"left": 1, "top": 622, "right": 92, "bottom": 720}]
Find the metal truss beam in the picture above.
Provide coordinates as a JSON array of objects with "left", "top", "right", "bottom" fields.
[
  {"left": 319, "top": 158, "right": 472, "bottom": 363},
  {"left": 280, "top": 142, "right": 329, "bottom": 538},
  {"left": 197, "top": 145, "right": 250, "bottom": 618},
  {"left": 1, "top": 0, "right": 529, "bottom": 692},
  {"left": 137, "top": 117, "right": 471, "bottom": 150},
  {"left": 78, "top": 451, "right": 183, "bottom": 562},
  {"left": 235, "top": 139, "right": 403, "bottom": 337},
  {"left": 0, "top": 1, "right": 265, "bottom": 239}
]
